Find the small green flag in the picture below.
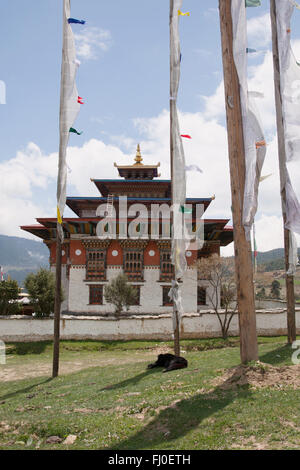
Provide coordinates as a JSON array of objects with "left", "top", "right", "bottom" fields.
[
  {"left": 69, "top": 127, "right": 83, "bottom": 135},
  {"left": 180, "top": 205, "right": 192, "bottom": 214},
  {"left": 245, "top": 0, "right": 261, "bottom": 6}
]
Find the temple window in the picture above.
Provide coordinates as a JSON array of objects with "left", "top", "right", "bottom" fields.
[
  {"left": 123, "top": 250, "right": 144, "bottom": 281},
  {"left": 162, "top": 286, "right": 173, "bottom": 306},
  {"left": 89, "top": 285, "right": 103, "bottom": 305},
  {"left": 197, "top": 286, "right": 207, "bottom": 306},
  {"left": 160, "top": 250, "right": 174, "bottom": 282},
  {"left": 86, "top": 249, "right": 106, "bottom": 281}
]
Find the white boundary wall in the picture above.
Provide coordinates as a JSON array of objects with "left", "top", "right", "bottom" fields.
[{"left": 0, "top": 310, "right": 299, "bottom": 342}]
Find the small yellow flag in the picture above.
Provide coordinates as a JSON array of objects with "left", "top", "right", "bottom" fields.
[
  {"left": 57, "top": 206, "right": 63, "bottom": 225},
  {"left": 259, "top": 174, "right": 272, "bottom": 183},
  {"left": 178, "top": 10, "right": 190, "bottom": 16}
]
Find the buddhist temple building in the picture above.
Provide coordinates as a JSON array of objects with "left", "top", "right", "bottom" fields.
[{"left": 21, "top": 145, "right": 233, "bottom": 315}]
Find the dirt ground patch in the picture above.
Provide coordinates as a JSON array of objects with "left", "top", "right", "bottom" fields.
[
  {"left": 0, "top": 346, "right": 172, "bottom": 382},
  {"left": 212, "top": 362, "right": 300, "bottom": 390}
]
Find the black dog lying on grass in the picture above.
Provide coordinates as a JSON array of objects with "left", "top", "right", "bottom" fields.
[{"left": 147, "top": 353, "right": 188, "bottom": 373}]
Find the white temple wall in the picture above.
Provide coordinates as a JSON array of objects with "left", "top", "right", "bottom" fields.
[
  {"left": 64, "top": 264, "right": 218, "bottom": 315},
  {"left": 2, "top": 310, "right": 300, "bottom": 342},
  {"left": 197, "top": 280, "right": 220, "bottom": 311}
]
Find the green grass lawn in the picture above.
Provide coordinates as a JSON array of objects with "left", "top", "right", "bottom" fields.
[{"left": 0, "top": 337, "right": 299, "bottom": 450}]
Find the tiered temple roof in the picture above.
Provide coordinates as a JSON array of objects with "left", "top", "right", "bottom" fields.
[{"left": 21, "top": 145, "right": 233, "bottom": 247}]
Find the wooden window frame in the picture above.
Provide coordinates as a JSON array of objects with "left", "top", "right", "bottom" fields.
[
  {"left": 160, "top": 250, "right": 174, "bottom": 282},
  {"left": 89, "top": 285, "right": 103, "bottom": 305},
  {"left": 123, "top": 249, "right": 144, "bottom": 282},
  {"left": 86, "top": 249, "right": 106, "bottom": 281}
]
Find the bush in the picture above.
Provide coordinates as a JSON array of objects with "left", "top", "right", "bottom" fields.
[
  {"left": 24, "top": 268, "right": 63, "bottom": 317},
  {"left": 0, "top": 279, "right": 20, "bottom": 315},
  {"left": 104, "top": 274, "right": 138, "bottom": 317}
]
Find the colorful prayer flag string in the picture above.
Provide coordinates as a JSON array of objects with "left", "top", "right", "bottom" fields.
[
  {"left": 245, "top": 0, "right": 261, "bottom": 7},
  {"left": 69, "top": 127, "right": 83, "bottom": 135},
  {"left": 185, "top": 164, "right": 203, "bottom": 173},
  {"left": 289, "top": 0, "right": 300, "bottom": 11},
  {"left": 68, "top": 18, "right": 86, "bottom": 25},
  {"left": 57, "top": 206, "right": 63, "bottom": 225},
  {"left": 180, "top": 206, "right": 193, "bottom": 214},
  {"left": 255, "top": 140, "right": 266, "bottom": 149},
  {"left": 178, "top": 10, "right": 190, "bottom": 16},
  {"left": 259, "top": 174, "right": 272, "bottom": 183}
]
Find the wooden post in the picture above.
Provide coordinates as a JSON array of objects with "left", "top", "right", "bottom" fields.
[
  {"left": 169, "top": 0, "right": 180, "bottom": 357},
  {"left": 270, "top": 0, "right": 296, "bottom": 344},
  {"left": 219, "top": 0, "right": 258, "bottom": 363},
  {"left": 52, "top": 227, "right": 62, "bottom": 378}
]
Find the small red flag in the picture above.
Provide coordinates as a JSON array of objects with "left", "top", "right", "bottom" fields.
[
  {"left": 181, "top": 134, "right": 192, "bottom": 139},
  {"left": 78, "top": 96, "right": 84, "bottom": 104}
]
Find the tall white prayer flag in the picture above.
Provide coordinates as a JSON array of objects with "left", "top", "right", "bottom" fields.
[
  {"left": 57, "top": 0, "right": 81, "bottom": 240},
  {"left": 170, "top": 0, "right": 188, "bottom": 280},
  {"left": 275, "top": 0, "right": 300, "bottom": 236},
  {"left": 231, "top": 0, "right": 266, "bottom": 241},
  {"left": 274, "top": 0, "right": 300, "bottom": 274}
]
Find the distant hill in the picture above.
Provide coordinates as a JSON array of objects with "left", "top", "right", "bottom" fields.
[
  {"left": 0, "top": 234, "right": 49, "bottom": 285},
  {"left": 229, "top": 248, "right": 300, "bottom": 272}
]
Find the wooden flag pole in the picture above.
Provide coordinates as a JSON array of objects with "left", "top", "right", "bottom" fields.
[
  {"left": 219, "top": 0, "right": 258, "bottom": 363},
  {"left": 270, "top": 0, "right": 296, "bottom": 344},
  {"left": 52, "top": 228, "right": 62, "bottom": 378}
]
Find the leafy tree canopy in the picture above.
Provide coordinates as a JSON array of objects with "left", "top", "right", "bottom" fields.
[
  {"left": 24, "top": 268, "right": 63, "bottom": 317},
  {"left": 0, "top": 279, "right": 20, "bottom": 315}
]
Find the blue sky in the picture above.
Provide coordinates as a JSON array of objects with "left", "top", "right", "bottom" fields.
[{"left": 1, "top": 0, "right": 300, "bottom": 255}]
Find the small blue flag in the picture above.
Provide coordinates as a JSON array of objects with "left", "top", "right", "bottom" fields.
[{"left": 68, "top": 18, "right": 86, "bottom": 25}]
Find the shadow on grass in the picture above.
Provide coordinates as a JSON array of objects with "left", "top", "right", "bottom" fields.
[
  {"left": 107, "top": 370, "right": 252, "bottom": 450},
  {"left": 0, "top": 377, "right": 53, "bottom": 401},
  {"left": 259, "top": 344, "right": 293, "bottom": 365},
  {"left": 100, "top": 368, "right": 161, "bottom": 391},
  {"left": 7, "top": 341, "right": 51, "bottom": 356}
]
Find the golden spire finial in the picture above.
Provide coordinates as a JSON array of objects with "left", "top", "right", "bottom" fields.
[{"left": 134, "top": 144, "right": 143, "bottom": 165}]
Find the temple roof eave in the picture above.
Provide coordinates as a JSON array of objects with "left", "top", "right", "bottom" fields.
[{"left": 22, "top": 218, "right": 233, "bottom": 246}]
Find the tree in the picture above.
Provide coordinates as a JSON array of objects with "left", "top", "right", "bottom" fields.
[
  {"left": 0, "top": 279, "right": 20, "bottom": 315},
  {"left": 197, "top": 254, "right": 237, "bottom": 339},
  {"left": 270, "top": 280, "right": 281, "bottom": 299},
  {"left": 24, "top": 268, "right": 63, "bottom": 317},
  {"left": 104, "top": 274, "right": 138, "bottom": 317}
]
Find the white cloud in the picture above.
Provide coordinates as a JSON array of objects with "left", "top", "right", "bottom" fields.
[
  {"left": 74, "top": 27, "right": 112, "bottom": 60},
  {"left": 200, "top": 81, "right": 226, "bottom": 120},
  {"left": 0, "top": 140, "right": 126, "bottom": 238},
  {"left": 247, "top": 13, "right": 272, "bottom": 48},
  {"left": 2, "top": 42, "right": 300, "bottom": 256}
]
